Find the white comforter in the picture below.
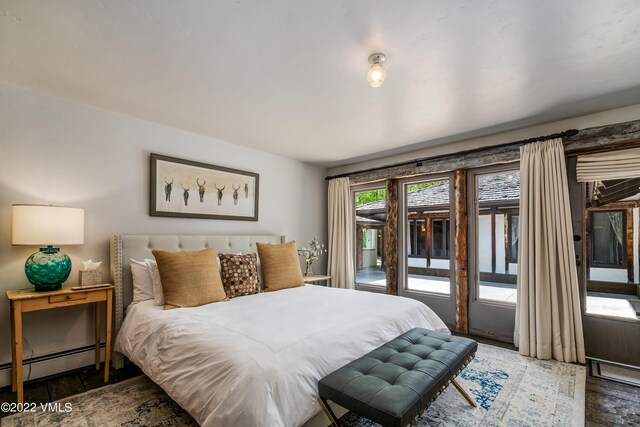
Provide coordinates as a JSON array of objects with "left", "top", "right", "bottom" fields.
[{"left": 114, "top": 285, "right": 448, "bottom": 427}]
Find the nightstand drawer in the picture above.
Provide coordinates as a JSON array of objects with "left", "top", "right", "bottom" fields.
[
  {"left": 49, "top": 292, "right": 87, "bottom": 304},
  {"left": 19, "top": 289, "right": 108, "bottom": 312}
]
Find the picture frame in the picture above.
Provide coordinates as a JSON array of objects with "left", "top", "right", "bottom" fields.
[{"left": 150, "top": 153, "right": 259, "bottom": 221}]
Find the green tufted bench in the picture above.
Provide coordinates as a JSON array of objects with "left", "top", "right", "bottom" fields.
[{"left": 317, "top": 328, "right": 478, "bottom": 427}]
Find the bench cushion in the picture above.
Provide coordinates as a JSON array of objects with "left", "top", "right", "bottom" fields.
[{"left": 318, "top": 328, "right": 477, "bottom": 427}]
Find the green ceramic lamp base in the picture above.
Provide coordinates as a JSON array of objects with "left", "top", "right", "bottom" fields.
[{"left": 25, "top": 246, "right": 72, "bottom": 292}]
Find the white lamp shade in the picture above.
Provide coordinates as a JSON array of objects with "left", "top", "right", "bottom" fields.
[{"left": 12, "top": 205, "right": 84, "bottom": 246}]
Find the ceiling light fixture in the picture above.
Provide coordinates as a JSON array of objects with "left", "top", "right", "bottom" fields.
[{"left": 367, "top": 53, "right": 387, "bottom": 88}]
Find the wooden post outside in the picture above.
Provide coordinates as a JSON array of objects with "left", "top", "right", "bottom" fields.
[
  {"left": 356, "top": 224, "right": 363, "bottom": 270},
  {"left": 425, "top": 215, "right": 432, "bottom": 268},
  {"left": 504, "top": 213, "right": 510, "bottom": 273},
  {"left": 454, "top": 170, "right": 469, "bottom": 334},
  {"left": 585, "top": 211, "right": 591, "bottom": 291},
  {"left": 637, "top": 209, "right": 640, "bottom": 298},
  {"left": 385, "top": 179, "right": 399, "bottom": 295},
  {"left": 627, "top": 209, "right": 634, "bottom": 284},
  {"left": 490, "top": 213, "right": 496, "bottom": 273}
]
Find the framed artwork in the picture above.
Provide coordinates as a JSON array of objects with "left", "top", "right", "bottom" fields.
[{"left": 150, "top": 153, "right": 259, "bottom": 221}]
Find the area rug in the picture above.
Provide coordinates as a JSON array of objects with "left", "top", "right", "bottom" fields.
[
  {"left": 1, "top": 376, "right": 197, "bottom": 427},
  {"left": 2, "top": 343, "right": 585, "bottom": 427},
  {"left": 341, "top": 343, "right": 586, "bottom": 427}
]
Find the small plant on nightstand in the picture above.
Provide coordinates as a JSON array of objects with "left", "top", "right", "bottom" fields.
[{"left": 298, "top": 236, "right": 327, "bottom": 277}]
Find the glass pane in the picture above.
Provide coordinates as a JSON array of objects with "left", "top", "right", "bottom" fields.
[
  {"left": 591, "top": 211, "right": 624, "bottom": 266},
  {"left": 405, "top": 179, "right": 450, "bottom": 294},
  {"left": 476, "top": 171, "right": 520, "bottom": 303},
  {"left": 354, "top": 188, "right": 386, "bottom": 286}
]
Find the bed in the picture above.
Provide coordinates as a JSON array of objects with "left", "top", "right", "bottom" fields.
[{"left": 111, "top": 234, "right": 448, "bottom": 427}]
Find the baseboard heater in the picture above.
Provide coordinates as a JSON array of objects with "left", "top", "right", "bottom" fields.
[{"left": 0, "top": 342, "right": 105, "bottom": 372}]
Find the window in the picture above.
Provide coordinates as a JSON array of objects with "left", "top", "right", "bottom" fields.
[
  {"left": 475, "top": 170, "right": 520, "bottom": 303},
  {"left": 403, "top": 178, "right": 451, "bottom": 294},
  {"left": 590, "top": 210, "right": 626, "bottom": 268},
  {"left": 407, "top": 219, "right": 426, "bottom": 257},
  {"left": 507, "top": 215, "right": 519, "bottom": 263},
  {"left": 431, "top": 218, "right": 450, "bottom": 259}
]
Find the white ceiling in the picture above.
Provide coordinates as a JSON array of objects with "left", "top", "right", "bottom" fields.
[{"left": 1, "top": 1, "right": 640, "bottom": 167}]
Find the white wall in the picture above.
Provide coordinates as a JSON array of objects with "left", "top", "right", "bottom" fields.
[
  {"left": 478, "top": 215, "right": 493, "bottom": 273},
  {"left": 590, "top": 268, "right": 628, "bottom": 283},
  {"left": 0, "top": 83, "right": 327, "bottom": 385},
  {"left": 361, "top": 229, "right": 378, "bottom": 268}
]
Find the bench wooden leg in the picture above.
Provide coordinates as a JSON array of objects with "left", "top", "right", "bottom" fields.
[
  {"left": 317, "top": 396, "right": 341, "bottom": 427},
  {"left": 452, "top": 379, "right": 477, "bottom": 407}
]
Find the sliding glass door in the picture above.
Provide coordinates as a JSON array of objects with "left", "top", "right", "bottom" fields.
[
  {"left": 399, "top": 175, "right": 456, "bottom": 326},
  {"left": 468, "top": 164, "right": 520, "bottom": 342}
]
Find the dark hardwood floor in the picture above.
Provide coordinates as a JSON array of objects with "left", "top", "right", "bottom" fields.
[
  {"left": 0, "top": 337, "right": 638, "bottom": 425},
  {"left": 0, "top": 363, "right": 141, "bottom": 419},
  {"left": 585, "top": 376, "right": 640, "bottom": 426}
]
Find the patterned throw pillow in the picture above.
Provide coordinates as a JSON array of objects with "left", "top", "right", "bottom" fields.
[{"left": 218, "top": 253, "right": 260, "bottom": 298}]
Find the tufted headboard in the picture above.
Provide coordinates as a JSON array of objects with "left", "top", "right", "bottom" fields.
[{"left": 109, "top": 234, "right": 285, "bottom": 368}]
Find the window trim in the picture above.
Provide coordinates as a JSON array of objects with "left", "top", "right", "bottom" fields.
[
  {"left": 399, "top": 174, "right": 455, "bottom": 300},
  {"left": 467, "top": 163, "right": 521, "bottom": 308},
  {"left": 352, "top": 183, "right": 388, "bottom": 288}
]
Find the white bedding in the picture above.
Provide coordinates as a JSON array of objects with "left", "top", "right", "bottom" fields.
[{"left": 114, "top": 285, "right": 448, "bottom": 427}]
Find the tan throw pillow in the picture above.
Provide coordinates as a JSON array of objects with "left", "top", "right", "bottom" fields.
[
  {"left": 218, "top": 253, "right": 260, "bottom": 298},
  {"left": 256, "top": 241, "right": 304, "bottom": 292},
  {"left": 152, "top": 248, "right": 227, "bottom": 309}
]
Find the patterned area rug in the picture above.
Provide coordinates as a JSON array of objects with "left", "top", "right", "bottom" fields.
[
  {"left": 341, "top": 343, "right": 586, "bottom": 427},
  {"left": 1, "top": 376, "right": 197, "bottom": 427},
  {"left": 2, "top": 344, "right": 585, "bottom": 427}
]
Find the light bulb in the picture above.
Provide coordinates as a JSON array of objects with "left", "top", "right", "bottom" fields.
[{"left": 367, "top": 64, "right": 387, "bottom": 88}]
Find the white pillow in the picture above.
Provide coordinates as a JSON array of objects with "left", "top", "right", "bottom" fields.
[
  {"left": 145, "top": 258, "right": 165, "bottom": 306},
  {"left": 130, "top": 259, "right": 154, "bottom": 304}
]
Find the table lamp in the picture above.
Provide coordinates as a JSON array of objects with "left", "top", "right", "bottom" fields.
[{"left": 12, "top": 205, "right": 85, "bottom": 291}]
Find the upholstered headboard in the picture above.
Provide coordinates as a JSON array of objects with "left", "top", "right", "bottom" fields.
[{"left": 109, "top": 234, "right": 285, "bottom": 368}]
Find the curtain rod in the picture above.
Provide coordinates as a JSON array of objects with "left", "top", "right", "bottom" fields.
[{"left": 324, "top": 128, "right": 579, "bottom": 181}]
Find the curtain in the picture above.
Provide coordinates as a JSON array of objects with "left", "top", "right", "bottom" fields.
[
  {"left": 514, "top": 138, "right": 585, "bottom": 363},
  {"left": 606, "top": 211, "right": 624, "bottom": 247},
  {"left": 576, "top": 147, "right": 640, "bottom": 182},
  {"left": 327, "top": 177, "right": 355, "bottom": 289}
]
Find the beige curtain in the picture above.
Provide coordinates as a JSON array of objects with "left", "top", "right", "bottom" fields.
[
  {"left": 328, "top": 177, "right": 355, "bottom": 289},
  {"left": 514, "top": 138, "right": 586, "bottom": 363},
  {"left": 576, "top": 147, "right": 640, "bottom": 182}
]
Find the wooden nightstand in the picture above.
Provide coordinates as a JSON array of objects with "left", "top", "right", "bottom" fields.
[
  {"left": 303, "top": 275, "right": 332, "bottom": 286},
  {"left": 6, "top": 284, "right": 114, "bottom": 403}
]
